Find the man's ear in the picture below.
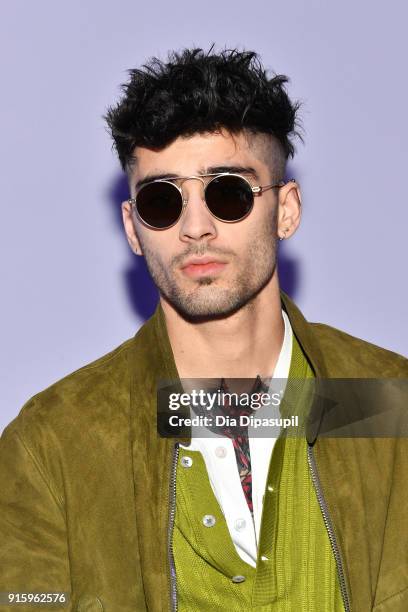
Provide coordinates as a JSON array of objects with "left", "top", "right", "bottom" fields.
[
  {"left": 121, "top": 200, "right": 143, "bottom": 255},
  {"left": 276, "top": 180, "right": 302, "bottom": 240}
]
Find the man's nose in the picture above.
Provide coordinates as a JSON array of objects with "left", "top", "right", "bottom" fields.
[{"left": 178, "top": 180, "right": 218, "bottom": 242}]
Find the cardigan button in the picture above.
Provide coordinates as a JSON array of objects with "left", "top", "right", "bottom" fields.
[
  {"left": 232, "top": 575, "right": 246, "bottom": 583},
  {"left": 181, "top": 456, "right": 193, "bottom": 468},
  {"left": 234, "top": 518, "right": 246, "bottom": 531},
  {"left": 202, "top": 514, "right": 216, "bottom": 527},
  {"left": 215, "top": 446, "right": 227, "bottom": 458}
]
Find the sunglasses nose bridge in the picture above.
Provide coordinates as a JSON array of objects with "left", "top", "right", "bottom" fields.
[{"left": 178, "top": 176, "right": 206, "bottom": 206}]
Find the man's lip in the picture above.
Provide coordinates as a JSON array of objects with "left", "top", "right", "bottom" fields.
[
  {"left": 180, "top": 256, "right": 228, "bottom": 279},
  {"left": 180, "top": 256, "right": 227, "bottom": 268}
]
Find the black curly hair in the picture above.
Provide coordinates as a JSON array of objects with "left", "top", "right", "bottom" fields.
[{"left": 105, "top": 47, "right": 302, "bottom": 179}]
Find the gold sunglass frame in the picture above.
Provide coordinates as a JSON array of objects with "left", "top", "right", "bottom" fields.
[{"left": 128, "top": 172, "right": 288, "bottom": 230}]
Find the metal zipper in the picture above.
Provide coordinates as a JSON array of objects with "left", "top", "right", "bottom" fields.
[
  {"left": 307, "top": 443, "right": 351, "bottom": 612},
  {"left": 167, "top": 442, "right": 179, "bottom": 612}
]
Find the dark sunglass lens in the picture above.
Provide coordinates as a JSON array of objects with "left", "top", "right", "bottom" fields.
[
  {"left": 205, "top": 176, "right": 253, "bottom": 221},
  {"left": 136, "top": 182, "right": 182, "bottom": 229}
]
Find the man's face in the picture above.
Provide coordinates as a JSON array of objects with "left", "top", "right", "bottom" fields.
[{"left": 123, "top": 130, "right": 292, "bottom": 320}]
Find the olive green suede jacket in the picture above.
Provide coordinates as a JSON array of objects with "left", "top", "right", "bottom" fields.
[{"left": 1, "top": 291, "right": 407, "bottom": 612}]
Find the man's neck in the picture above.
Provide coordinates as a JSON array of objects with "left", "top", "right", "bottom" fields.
[{"left": 161, "top": 277, "right": 285, "bottom": 380}]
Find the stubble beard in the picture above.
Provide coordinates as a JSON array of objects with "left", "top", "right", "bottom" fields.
[{"left": 137, "top": 218, "right": 278, "bottom": 321}]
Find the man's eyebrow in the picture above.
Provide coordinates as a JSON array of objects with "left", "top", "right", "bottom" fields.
[
  {"left": 134, "top": 165, "right": 259, "bottom": 190},
  {"left": 135, "top": 172, "right": 180, "bottom": 190},
  {"left": 205, "top": 165, "right": 259, "bottom": 179}
]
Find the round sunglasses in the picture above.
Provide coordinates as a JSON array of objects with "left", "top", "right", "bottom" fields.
[{"left": 128, "top": 172, "right": 287, "bottom": 230}]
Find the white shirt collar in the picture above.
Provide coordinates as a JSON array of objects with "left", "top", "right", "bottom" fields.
[{"left": 273, "top": 309, "right": 293, "bottom": 379}]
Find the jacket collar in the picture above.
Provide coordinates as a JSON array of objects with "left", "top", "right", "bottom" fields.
[
  {"left": 279, "top": 291, "right": 328, "bottom": 378},
  {"left": 130, "top": 289, "right": 327, "bottom": 445}
]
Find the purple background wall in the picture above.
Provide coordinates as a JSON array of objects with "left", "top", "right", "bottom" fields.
[{"left": 1, "top": 1, "right": 407, "bottom": 433}]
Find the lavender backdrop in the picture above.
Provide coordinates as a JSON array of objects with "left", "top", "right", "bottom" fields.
[{"left": 1, "top": 0, "right": 407, "bottom": 433}]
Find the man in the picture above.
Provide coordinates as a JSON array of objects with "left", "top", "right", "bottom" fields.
[{"left": 0, "top": 48, "right": 407, "bottom": 612}]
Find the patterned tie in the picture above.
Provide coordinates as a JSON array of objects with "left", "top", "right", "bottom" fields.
[{"left": 215, "top": 376, "right": 270, "bottom": 514}]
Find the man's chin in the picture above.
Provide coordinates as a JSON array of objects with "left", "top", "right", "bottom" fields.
[{"left": 162, "top": 289, "right": 251, "bottom": 322}]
